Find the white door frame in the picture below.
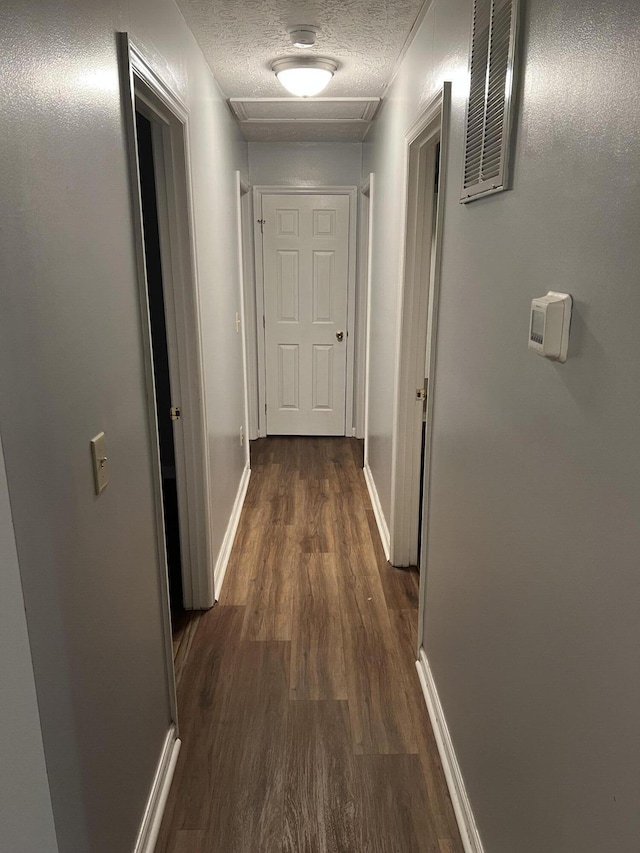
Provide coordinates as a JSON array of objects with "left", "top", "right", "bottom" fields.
[
  {"left": 238, "top": 177, "right": 260, "bottom": 441},
  {"left": 119, "top": 34, "right": 214, "bottom": 639},
  {"left": 252, "top": 186, "right": 358, "bottom": 438},
  {"left": 236, "top": 173, "right": 253, "bottom": 463},
  {"left": 354, "top": 176, "right": 372, "bottom": 440},
  {"left": 389, "top": 83, "right": 451, "bottom": 569}
]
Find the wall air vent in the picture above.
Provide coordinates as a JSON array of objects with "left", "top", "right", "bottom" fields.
[{"left": 461, "top": 0, "right": 519, "bottom": 202}]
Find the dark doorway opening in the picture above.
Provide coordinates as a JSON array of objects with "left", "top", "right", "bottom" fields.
[
  {"left": 135, "top": 109, "right": 184, "bottom": 627},
  {"left": 417, "top": 141, "right": 440, "bottom": 566}
]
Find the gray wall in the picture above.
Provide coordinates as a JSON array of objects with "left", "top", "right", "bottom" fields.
[
  {"left": 0, "top": 1, "right": 247, "bottom": 851},
  {"left": 249, "top": 141, "right": 362, "bottom": 187},
  {"left": 364, "top": 0, "right": 640, "bottom": 850},
  {"left": 0, "top": 437, "right": 58, "bottom": 853}
]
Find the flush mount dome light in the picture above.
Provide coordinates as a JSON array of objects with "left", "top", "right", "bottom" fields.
[{"left": 272, "top": 57, "right": 338, "bottom": 97}]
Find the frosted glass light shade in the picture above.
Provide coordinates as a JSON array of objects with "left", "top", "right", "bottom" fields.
[{"left": 272, "top": 58, "right": 337, "bottom": 97}]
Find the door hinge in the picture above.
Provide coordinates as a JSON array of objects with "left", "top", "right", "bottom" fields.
[
  {"left": 170, "top": 406, "right": 182, "bottom": 421},
  {"left": 257, "top": 218, "right": 266, "bottom": 235},
  {"left": 263, "top": 314, "right": 265, "bottom": 329}
]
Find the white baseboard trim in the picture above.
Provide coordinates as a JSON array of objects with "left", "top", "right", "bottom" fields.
[
  {"left": 213, "top": 465, "right": 251, "bottom": 600},
  {"left": 363, "top": 463, "right": 391, "bottom": 561},
  {"left": 134, "top": 726, "right": 181, "bottom": 853},
  {"left": 416, "top": 650, "right": 484, "bottom": 853}
]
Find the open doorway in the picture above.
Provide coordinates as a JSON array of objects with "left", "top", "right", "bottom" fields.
[
  {"left": 135, "top": 109, "right": 184, "bottom": 630},
  {"left": 389, "top": 83, "right": 451, "bottom": 577},
  {"left": 416, "top": 141, "right": 440, "bottom": 562},
  {"left": 119, "top": 35, "right": 215, "bottom": 709}
]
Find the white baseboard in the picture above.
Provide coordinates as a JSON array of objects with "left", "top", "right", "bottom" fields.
[
  {"left": 416, "top": 650, "right": 484, "bottom": 853},
  {"left": 134, "top": 727, "right": 181, "bottom": 853},
  {"left": 213, "top": 465, "right": 251, "bottom": 600},
  {"left": 363, "top": 463, "right": 391, "bottom": 561}
]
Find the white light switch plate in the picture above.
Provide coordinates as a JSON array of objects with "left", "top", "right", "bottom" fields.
[{"left": 90, "top": 432, "right": 109, "bottom": 495}]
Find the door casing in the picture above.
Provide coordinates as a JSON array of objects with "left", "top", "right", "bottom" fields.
[
  {"left": 119, "top": 35, "right": 214, "bottom": 630},
  {"left": 389, "top": 84, "right": 451, "bottom": 578},
  {"left": 354, "top": 176, "right": 372, "bottom": 441},
  {"left": 252, "top": 186, "right": 358, "bottom": 438}
]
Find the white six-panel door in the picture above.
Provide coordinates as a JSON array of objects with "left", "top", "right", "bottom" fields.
[{"left": 262, "top": 194, "right": 350, "bottom": 435}]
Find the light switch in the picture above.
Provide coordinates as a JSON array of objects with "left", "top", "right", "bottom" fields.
[{"left": 90, "top": 432, "right": 109, "bottom": 495}]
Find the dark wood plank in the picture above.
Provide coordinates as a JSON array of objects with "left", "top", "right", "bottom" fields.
[
  {"left": 389, "top": 607, "right": 419, "bottom": 668},
  {"left": 156, "top": 605, "right": 246, "bottom": 850},
  {"left": 283, "top": 700, "right": 358, "bottom": 852},
  {"left": 358, "top": 753, "right": 441, "bottom": 853},
  {"left": 218, "top": 506, "right": 270, "bottom": 606},
  {"left": 203, "top": 640, "right": 290, "bottom": 852},
  {"left": 290, "top": 553, "right": 347, "bottom": 700},
  {"left": 388, "top": 609, "right": 461, "bottom": 848},
  {"left": 364, "top": 508, "right": 421, "bottom": 611},
  {"left": 168, "top": 830, "right": 205, "bottom": 853},
  {"left": 337, "top": 549, "right": 418, "bottom": 755},
  {"left": 172, "top": 610, "right": 205, "bottom": 690},
  {"left": 241, "top": 524, "right": 296, "bottom": 641},
  {"left": 292, "top": 474, "right": 335, "bottom": 553}
]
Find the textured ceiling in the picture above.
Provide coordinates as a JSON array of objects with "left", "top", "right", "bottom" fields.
[{"left": 176, "top": 0, "right": 428, "bottom": 140}]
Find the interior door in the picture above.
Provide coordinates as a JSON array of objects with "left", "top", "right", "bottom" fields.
[{"left": 262, "top": 193, "right": 350, "bottom": 436}]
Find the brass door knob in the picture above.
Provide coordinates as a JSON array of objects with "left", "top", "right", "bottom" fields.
[{"left": 336, "top": 330, "right": 344, "bottom": 342}]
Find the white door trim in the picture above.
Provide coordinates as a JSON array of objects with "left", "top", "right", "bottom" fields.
[
  {"left": 118, "top": 31, "right": 179, "bottom": 729},
  {"left": 238, "top": 180, "right": 260, "bottom": 440},
  {"left": 119, "top": 34, "right": 214, "bottom": 637},
  {"left": 252, "top": 185, "right": 358, "bottom": 437},
  {"left": 354, "top": 178, "right": 372, "bottom": 439},
  {"left": 134, "top": 725, "right": 181, "bottom": 853},
  {"left": 389, "top": 83, "right": 451, "bottom": 568},
  {"left": 416, "top": 650, "right": 484, "bottom": 853},
  {"left": 235, "top": 173, "right": 252, "bottom": 468},
  {"left": 362, "top": 175, "right": 375, "bottom": 468},
  {"left": 416, "top": 85, "right": 451, "bottom": 648}
]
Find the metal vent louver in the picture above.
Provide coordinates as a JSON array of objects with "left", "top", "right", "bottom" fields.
[{"left": 461, "top": 0, "right": 519, "bottom": 202}]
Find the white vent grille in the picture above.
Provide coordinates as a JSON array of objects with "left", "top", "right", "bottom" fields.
[
  {"left": 229, "top": 98, "right": 380, "bottom": 123},
  {"left": 461, "top": 0, "right": 519, "bottom": 202}
]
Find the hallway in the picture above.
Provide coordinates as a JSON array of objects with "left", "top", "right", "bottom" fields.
[{"left": 156, "top": 437, "right": 463, "bottom": 852}]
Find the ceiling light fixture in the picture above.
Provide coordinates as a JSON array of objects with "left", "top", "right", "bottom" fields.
[
  {"left": 289, "top": 26, "right": 319, "bottom": 48},
  {"left": 272, "top": 57, "right": 338, "bottom": 97}
]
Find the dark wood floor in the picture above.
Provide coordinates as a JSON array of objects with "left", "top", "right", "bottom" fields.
[
  {"left": 172, "top": 607, "right": 205, "bottom": 690},
  {"left": 156, "top": 437, "right": 463, "bottom": 853}
]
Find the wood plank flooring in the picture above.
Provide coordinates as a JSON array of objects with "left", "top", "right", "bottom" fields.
[
  {"left": 172, "top": 609, "right": 205, "bottom": 690},
  {"left": 156, "top": 437, "right": 463, "bottom": 853}
]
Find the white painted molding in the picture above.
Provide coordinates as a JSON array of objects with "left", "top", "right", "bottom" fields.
[
  {"left": 363, "top": 463, "right": 390, "bottom": 561},
  {"left": 129, "top": 42, "right": 189, "bottom": 122},
  {"left": 213, "top": 466, "right": 251, "bottom": 600},
  {"left": 134, "top": 727, "right": 181, "bottom": 853},
  {"left": 123, "top": 33, "right": 214, "bottom": 612},
  {"left": 416, "top": 650, "right": 484, "bottom": 853},
  {"left": 362, "top": 174, "right": 375, "bottom": 468},
  {"left": 235, "top": 172, "right": 252, "bottom": 470},
  {"left": 389, "top": 83, "right": 451, "bottom": 569}
]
